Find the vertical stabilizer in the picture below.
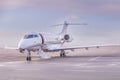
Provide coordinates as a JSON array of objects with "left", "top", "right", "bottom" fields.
[
  {"left": 54, "top": 21, "right": 87, "bottom": 40},
  {"left": 60, "top": 21, "right": 68, "bottom": 35}
]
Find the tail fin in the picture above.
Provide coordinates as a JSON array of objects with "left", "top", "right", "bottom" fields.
[
  {"left": 52, "top": 21, "right": 87, "bottom": 35},
  {"left": 60, "top": 21, "right": 69, "bottom": 35},
  {"left": 60, "top": 21, "right": 87, "bottom": 35}
]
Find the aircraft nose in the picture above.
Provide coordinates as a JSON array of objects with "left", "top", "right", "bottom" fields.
[
  {"left": 18, "top": 43, "right": 25, "bottom": 49},
  {"left": 18, "top": 39, "right": 26, "bottom": 49},
  {"left": 18, "top": 42, "right": 26, "bottom": 53}
]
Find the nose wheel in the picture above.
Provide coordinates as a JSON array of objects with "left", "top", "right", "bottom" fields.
[
  {"left": 60, "top": 50, "right": 66, "bottom": 57},
  {"left": 26, "top": 56, "right": 31, "bottom": 61},
  {"left": 25, "top": 50, "right": 32, "bottom": 61}
]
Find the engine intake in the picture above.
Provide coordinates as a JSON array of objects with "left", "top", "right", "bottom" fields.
[
  {"left": 63, "top": 34, "right": 73, "bottom": 42},
  {"left": 64, "top": 34, "right": 70, "bottom": 40}
]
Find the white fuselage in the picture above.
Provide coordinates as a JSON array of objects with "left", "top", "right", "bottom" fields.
[
  {"left": 18, "top": 32, "right": 64, "bottom": 52},
  {"left": 15, "top": 21, "right": 88, "bottom": 61}
]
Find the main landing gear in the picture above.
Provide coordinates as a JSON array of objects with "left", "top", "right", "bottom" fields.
[{"left": 60, "top": 50, "right": 66, "bottom": 57}]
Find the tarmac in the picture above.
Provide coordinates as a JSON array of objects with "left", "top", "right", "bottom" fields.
[
  {"left": 0, "top": 56, "right": 120, "bottom": 80},
  {"left": 0, "top": 46, "right": 120, "bottom": 80}
]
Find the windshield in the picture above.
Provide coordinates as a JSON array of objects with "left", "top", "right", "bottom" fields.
[{"left": 24, "top": 34, "right": 38, "bottom": 39}]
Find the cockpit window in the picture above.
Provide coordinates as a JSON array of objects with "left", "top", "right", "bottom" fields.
[
  {"left": 24, "top": 34, "right": 38, "bottom": 39},
  {"left": 34, "top": 35, "right": 38, "bottom": 38},
  {"left": 24, "top": 35, "right": 33, "bottom": 39}
]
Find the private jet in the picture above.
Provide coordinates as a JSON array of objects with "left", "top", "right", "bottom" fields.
[{"left": 6, "top": 21, "right": 105, "bottom": 61}]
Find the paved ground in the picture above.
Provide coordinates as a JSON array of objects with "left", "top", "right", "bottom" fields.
[
  {"left": 0, "top": 46, "right": 120, "bottom": 80},
  {"left": 0, "top": 56, "right": 120, "bottom": 80}
]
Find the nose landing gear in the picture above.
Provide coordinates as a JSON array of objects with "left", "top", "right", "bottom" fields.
[
  {"left": 26, "top": 56, "right": 31, "bottom": 61},
  {"left": 25, "top": 50, "right": 31, "bottom": 61}
]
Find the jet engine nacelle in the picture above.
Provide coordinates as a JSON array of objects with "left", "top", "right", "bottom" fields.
[{"left": 63, "top": 34, "right": 73, "bottom": 42}]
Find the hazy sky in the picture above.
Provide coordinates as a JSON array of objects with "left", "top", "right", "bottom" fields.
[{"left": 0, "top": 0, "right": 120, "bottom": 47}]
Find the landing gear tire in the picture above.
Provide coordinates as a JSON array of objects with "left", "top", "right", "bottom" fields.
[
  {"left": 60, "top": 51, "right": 66, "bottom": 57},
  {"left": 63, "top": 53, "right": 66, "bottom": 57},
  {"left": 60, "top": 53, "right": 63, "bottom": 57},
  {"left": 26, "top": 57, "right": 31, "bottom": 61}
]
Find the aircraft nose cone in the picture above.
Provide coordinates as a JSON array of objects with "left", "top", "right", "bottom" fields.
[
  {"left": 18, "top": 39, "right": 26, "bottom": 49},
  {"left": 18, "top": 43, "right": 25, "bottom": 49}
]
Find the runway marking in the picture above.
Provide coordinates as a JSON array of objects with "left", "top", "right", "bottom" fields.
[
  {"left": 0, "top": 64, "right": 5, "bottom": 67},
  {"left": 108, "top": 63, "right": 116, "bottom": 66},
  {"left": 88, "top": 57, "right": 101, "bottom": 61},
  {"left": 64, "top": 69, "right": 96, "bottom": 72},
  {"left": 0, "top": 61, "right": 27, "bottom": 68},
  {"left": 16, "top": 69, "right": 40, "bottom": 71}
]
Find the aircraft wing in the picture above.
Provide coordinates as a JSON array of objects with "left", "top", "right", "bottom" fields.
[
  {"left": 4, "top": 46, "right": 19, "bottom": 50},
  {"left": 48, "top": 44, "right": 120, "bottom": 51}
]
